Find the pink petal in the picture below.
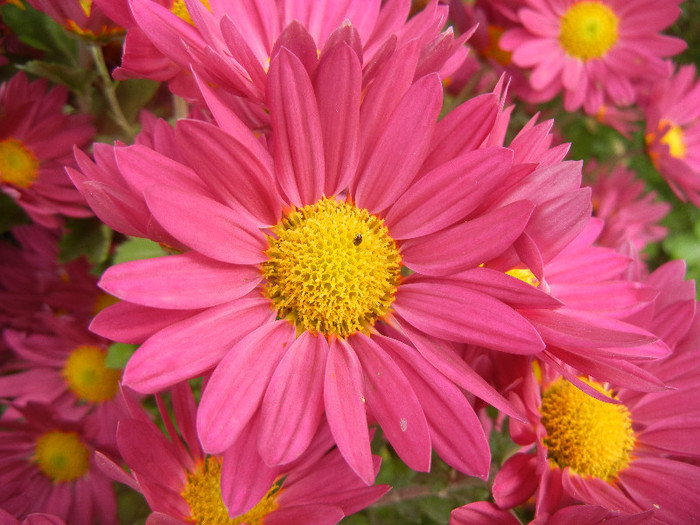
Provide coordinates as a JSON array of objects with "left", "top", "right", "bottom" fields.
[
  {"left": 323, "top": 339, "right": 374, "bottom": 485},
  {"left": 268, "top": 47, "right": 325, "bottom": 206},
  {"left": 98, "top": 252, "right": 261, "bottom": 309},
  {"left": 123, "top": 297, "right": 273, "bottom": 393},
  {"left": 401, "top": 200, "right": 534, "bottom": 276},
  {"left": 258, "top": 332, "right": 328, "bottom": 466},
  {"left": 351, "top": 334, "right": 431, "bottom": 473},
  {"left": 265, "top": 505, "right": 344, "bottom": 525},
  {"left": 197, "top": 321, "right": 295, "bottom": 454},
  {"left": 492, "top": 453, "right": 539, "bottom": 509}
]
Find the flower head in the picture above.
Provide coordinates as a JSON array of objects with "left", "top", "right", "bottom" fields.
[{"left": 25, "top": 0, "right": 123, "bottom": 40}]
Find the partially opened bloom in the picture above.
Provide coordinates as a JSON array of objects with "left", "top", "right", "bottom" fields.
[
  {"left": 0, "top": 403, "right": 117, "bottom": 523},
  {"left": 644, "top": 63, "right": 700, "bottom": 207},
  {"left": 77, "top": 36, "right": 570, "bottom": 486},
  {"left": 491, "top": 264, "right": 700, "bottom": 524},
  {"left": 0, "top": 73, "right": 94, "bottom": 228},
  {"left": 500, "top": 0, "right": 686, "bottom": 114},
  {"left": 98, "top": 382, "right": 388, "bottom": 523}
]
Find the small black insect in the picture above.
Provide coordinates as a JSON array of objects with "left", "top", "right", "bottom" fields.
[{"left": 353, "top": 233, "right": 363, "bottom": 246}]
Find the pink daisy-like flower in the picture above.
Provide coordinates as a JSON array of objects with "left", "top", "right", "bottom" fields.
[
  {"left": 0, "top": 402, "right": 117, "bottom": 523},
  {"left": 74, "top": 35, "right": 568, "bottom": 486},
  {"left": 644, "top": 63, "right": 700, "bottom": 207},
  {"left": 586, "top": 162, "right": 669, "bottom": 254},
  {"left": 97, "top": 0, "right": 467, "bottom": 109},
  {"left": 0, "top": 319, "right": 124, "bottom": 449},
  {"left": 25, "top": 0, "right": 123, "bottom": 40},
  {"left": 500, "top": 0, "right": 686, "bottom": 114},
  {"left": 98, "top": 382, "right": 389, "bottom": 524},
  {"left": 491, "top": 263, "right": 700, "bottom": 524},
  {"left": 0, "top": 73, "right": 94, "bottom": 228}
]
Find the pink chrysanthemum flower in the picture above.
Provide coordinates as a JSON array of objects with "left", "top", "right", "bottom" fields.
[
  {"left": 644, "top": 63, "right": 700, "bottom": 207},
  {"left": 0, "top": 509, "right": 67, "bottom": 525},
  {"left": 0, "top": 73, "right": 94, "bottom": 228},
  {"left": 0, "top": 403, "right": 117, "bottom": 523},
  {"left": 0, "top": 319, "right": 124, "bottom": 448},
  {"left": 586, "top": 162, "right": 669, "bottom": 253},
  {"left": 74, "top": 38, "right": 568, "bottom": 485},
  {"left": 499, "top": 0, "right": 686, "bottom": 114},
  {"left": 491, "top": 264, "right": 700, "bottom": 524},
  {"left": 96, "top": 0, "right": 466, "bottom": 108},
  {"left": 98, "top": 382, "right": 389, "bottom": 523},
  {"left": 25, "top": 0, "right": 123, "bottom": 40}
]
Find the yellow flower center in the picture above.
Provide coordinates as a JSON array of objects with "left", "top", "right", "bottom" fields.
[
  {"left": 559, "top": 1, "right": 619, "bottom": 60},
  {"left": 540, "top": 378, "right": 635, "bottom": 481},
  {"left": 62, "top": 345, "right": 122, "bottom": 403},
  {"left": 0, "top": 138, "right": 39, "bottom": 188},
  {"left": 34, "top": 430, "right": 90, "bottom": 483},
  {"left": 483, "top": 26, "right": 513, "bottom": 66},
  {"left": 182, "top": 457, "right": 281, "bottom": 524},
  {"left": 171, "top": 0, "right": 211, "bottom": 25},
  {"left": 658, "top": 120, "right": 686, "bottom": 159},
  {"left": 262, "top": 197, "right": 402, "bottom": 338},
  {"left": 79, "top": 0, "right": 92, "bottom": 16},
  {"left": 506, "top": 267, "right": 540, "bottom": 287}
]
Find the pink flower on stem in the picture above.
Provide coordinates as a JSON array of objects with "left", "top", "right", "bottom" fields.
[
  {"left": 97, "top": 382, "right": 389, "bottom": 524},
  {"left": 500, "top": 0, "right": 686, "bottom": 114},
  {"left": 25, "top": 0, "right": 123, "bottom": 40},
  {"left": 644, "top": 63, "right": 700, "bottom": 207},
  {"left": 78, "top": 34, "right": 563, "bottom": 487},
  {"left": 0, "top": 73, "right": 94, "bottom": 228},
  {"left": 0, "top": 403, "right": 117, "bottom": 523}
]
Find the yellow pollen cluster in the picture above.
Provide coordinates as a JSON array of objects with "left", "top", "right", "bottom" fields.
[
  {"left": 658, "top": 120, "right": 687, "bottom": 159},
  {"left": 262, "top": 197, "right": 402, "bottom": 338},
  {"left": 62, "top": 345, "right": 122, "bottom": 403},
  {"left": 79, "top": 0, "right": 92, "bottom": 16},
  {"left": 171, "top": 0, "right": 211, "bottom": 25},
  {"left": 559, "top": 1, "right": 619, "bottom": 60},
  {"left": 182, "top": 457, "right": 281, "bottom": 524},
  {"left": 0, "top": 138, "right": 39, "bottom": 188},
  {"left": 34, "top": 430, "right": 90, "bottom": 483},
  {"left": 540, "top": 378, "right": 635, "bottom": 481},
  {"left": 506, "top": 267, "right": 540, "bottom": 287}
]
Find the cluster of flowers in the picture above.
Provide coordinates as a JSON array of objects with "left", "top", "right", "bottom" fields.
[{"left": 0, "top": 0, "right": 699, "bottom": 523}]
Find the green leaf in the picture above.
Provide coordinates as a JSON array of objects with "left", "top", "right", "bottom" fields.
[
  {"left": 59, "top": 217, "right": 113, "bottom": 265},
  {"left": 0, "top": 192, "right": 30, "bottom": 233},
  {"left": 1, "top": 3, "right": 77, "bottom": 65},
  {"left": 115, "top": 78, "right": 160, "bottom": 123},
  {"left": 112, "top": 236, "right": 167, "bottom": 265},
  {"left": 105, "top": 342, "right": 137, "bottom": 369},
  {"left": 18, "top": 60, "right": 97, "bottom": 94}
]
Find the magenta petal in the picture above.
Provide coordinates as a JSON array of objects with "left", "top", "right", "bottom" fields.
[
  {"left": 268, "top": 47, "right": 325, "bottom": 206},
  {"left": 144, "top": 184, "right": 267, "bottom": 264},
  {"left": 451, "top": 502, "right": 521, "bottom": 525},
  {"left": 175, "top": 119, "right": 280, "bottom": 226},
  {"left": 197, "top": 321, "right": 295, "bottom": 454},
  {"left": 379, "top": 334, "right": 490, "bottom": 478},
  {"left": 637, "top": 415, "right": 700, "bottom": 457},
  {"left": 353, "top": 73, "right": 443, "bottom": 214},
  {"left": 265, "top": 505, "right": 344, "bottom": 525},
  {"left": 315, "top": 42, "right": 361, "bottom": 196},
  {"left": 323, "top": 339, "right": 374, "bottom": 485},
  {"left": 492, "top": 453, "right": 538, "bottom": 509},
  {"left": 395, "top": 281, "right": 544, "bottom": 353},
  {"left": 122, "top": 297, "right": 273, "bottom": 393},
  {"left": 386, "top": 147, "right": 514, "bottom": 239},
  {"left": 98, "top": 252, "right": 261, "bottom": 309},
  {"left": 401, "top": 200, "right": 534, "bottom": 276},
  {"left": 221, "top": 424, "right": 279, "bottom": 517},
  {"left": 351, "top": 334, "right": 431, "bottom": 473},
  {"left": 258, "top": 333, "right": 327, "bottom": 466}
]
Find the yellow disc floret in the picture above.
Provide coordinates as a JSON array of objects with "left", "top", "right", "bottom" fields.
[
  {"left": 540, "top": 378, "right": 635, "bottom": 481},
  {"left": 34, "top": 430, "right": 90, "bottom": 483},
  {"left": 0, "top": 138, "right": 39, "bottom": 188},
  {"left": 182, "top": 456, "right": 281, "bottom": 524},
  {"left": 62, "top": 345, "right": 122, "bottom": 403},
  {"left": 506, "top": 267, "right": 540, "bottom": 287},
  {"left": 559, "top": 1, "right": 619, "bottom": 60},
  {"left": 262, "top": 197, "right": 402, "bottom": 338},
  {"left": 171, "top": 0, "right": 211, "bottom": 25},
  {"left": 658, "top": 120, "right": 687, "bottom": 159},
  {"left": 483, "top": 26, "right": 513, "bottom": 66}
]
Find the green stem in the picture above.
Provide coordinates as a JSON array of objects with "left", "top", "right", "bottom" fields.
[{"left": 90, "top": 43, "right": 136, "bottom": 140}]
